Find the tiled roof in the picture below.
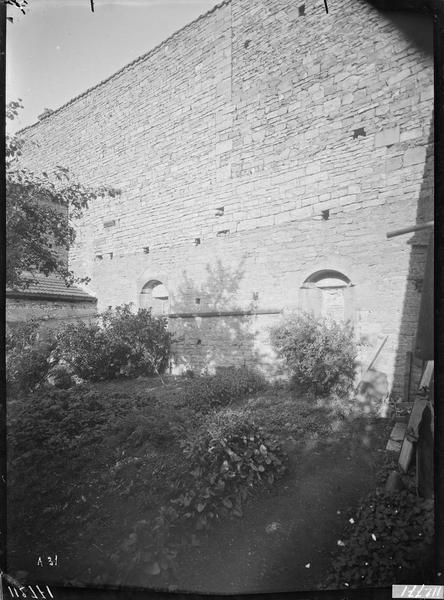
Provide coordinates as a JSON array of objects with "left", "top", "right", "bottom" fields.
[{"left": 7, "top": 274, "right": 97, "bottom": 302}]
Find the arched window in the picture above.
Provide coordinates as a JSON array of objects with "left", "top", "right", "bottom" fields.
[
  {"left": 300, "top": 270, "right": 354, "bottom": 323},
  {"left": 139, "top": 280, "right": 169, "bottom": 316}
]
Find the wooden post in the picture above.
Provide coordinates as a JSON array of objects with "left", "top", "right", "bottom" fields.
[
  {"left": 386, "top": 221, "right": 434, "bottom": 239},
  {"left": 404, "top": 350, "right": 413, "bottom": 402},
  {"left": 416, "top": 404, "right": 434, "bottom": 498}
]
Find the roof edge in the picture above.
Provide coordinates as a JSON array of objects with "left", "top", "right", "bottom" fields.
[
  {"left": 6, "top": 290, "right": 98, "bottom": 303},
  {"left": 17, "top": 0, "right": 232, "bottom": 136}
]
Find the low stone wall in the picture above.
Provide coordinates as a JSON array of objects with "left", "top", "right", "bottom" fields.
[{"left": 6, "top": 297, "right": 97, "bottom": 334}]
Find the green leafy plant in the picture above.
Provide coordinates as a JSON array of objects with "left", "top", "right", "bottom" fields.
[
  {"left": 181, "top": 366, "right": 267, "bottom": 412},
  {"left": 270, "top": 312, "right": 357, "bottom": 396},
  {"left": 177, "top": 409, "right": 287, "bottom": 526},
  {"left": 114, "top": 409, "right": 287, "bottom": 581},
  {"left": 6, "top": 320, "right": 56, "bottom": 393},
  {"left": 54, "top": 305, "right": 172, "bottom": 382},
  {"left": 324, "top": 488, "right": 434, "bottom": 589}
]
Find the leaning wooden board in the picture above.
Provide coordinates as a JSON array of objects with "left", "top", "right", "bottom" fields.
[{"left": 398, "top": 361, "right": 434, "bottom": 473}]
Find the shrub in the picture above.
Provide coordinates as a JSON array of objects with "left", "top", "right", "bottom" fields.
[
  {"left": 176, "top": 409, "right": 287, "bottom": 526},
  {"left": 181, "top": 366, "right": 267, "bottom": 412},
  {"left": 270, "top": 312, "right": 357, "bottom": 396},
  {"left": 325, "top": 488, "right": 434, "bottom": 589},
  {"left": 6, "top": 320, "right": 55, "bottom": 393},
  {"left": 54, "top": 304, "right": 172, "bottom": 381},
  {"left": 115, "top": 409, "right": 287, "bottom": 580}
]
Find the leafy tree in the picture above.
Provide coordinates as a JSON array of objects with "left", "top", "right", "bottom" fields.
[{"left": 6, "top": 100, "right": 119, "bottom": 289}]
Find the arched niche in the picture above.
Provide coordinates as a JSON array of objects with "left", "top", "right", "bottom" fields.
[
  {"left": 300, "top": 269, "right": 355, "bottom": 323},
  {"left": 139, "top": 280, "right": 169, "bottom": 315}
]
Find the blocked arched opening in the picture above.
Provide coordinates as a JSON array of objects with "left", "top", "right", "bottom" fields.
[
  {"left": 139, "top": 280, "right": 169, "bottom": 315},
  {"left": 300, "top": 269, "right": 354, "bottom": 323}
]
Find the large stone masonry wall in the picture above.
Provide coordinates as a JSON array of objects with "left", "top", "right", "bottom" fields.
[{"left": 17, "top": 0, "right": 434, "bottom": 390}]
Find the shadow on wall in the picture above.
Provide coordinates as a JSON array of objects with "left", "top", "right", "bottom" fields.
[
  {"left": 168, "top": 258, "right": 283, "bottom": 377},
  {"left": 391, "top": 118, "right": 434, "bottom": 398}
]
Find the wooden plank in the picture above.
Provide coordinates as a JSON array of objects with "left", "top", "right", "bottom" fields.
[
  {"left": 367, "top": 335, "right": 388, "bottom": 371},
  {"left": 404, "top": 350, "right": 413, "bottom": 402},
  {"left": 405, "top": 396, "right": 428, "bottom": 442},
  {"left": 414, "top": 233, "right": 434, "bottom": 361},
  {"left": 398, "top": 361, "right": 433, "bottom": 473},
  {"left": 355, "top": 335, "right": 388, "bottom": 393},
  {"left": 168, "top": 308, "right": 282, "bottom": 319},
  {"left": 399, "top": 437, "right": 414, "bottom": 473},
  {"left": 419, "top": 360, "right": 434, "bottom": 389},
  {"left": 386, "top": 221, "right": 434, "bottom": 239},
  {"left": 416, "top": 404, "right": 434, "bottom": 499}
]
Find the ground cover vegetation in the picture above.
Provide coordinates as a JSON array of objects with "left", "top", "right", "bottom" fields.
[
  {"left": 7, "top": 311, "right": 432, "bottom": 589},
  {"left": 323, "top": 457, "right": 435, "bottom": 590},
  {"left": 7, "top": 371, "right": 286, "bottom": 586}
]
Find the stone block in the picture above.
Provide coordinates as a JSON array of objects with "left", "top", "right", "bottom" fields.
[
  {"left": 403, "top": 146, "right": 427, "bottom": 166},
  {"left": 216, "top": 139, "right": 233, "bottom": 154},
  {"left": 374, "top": 127, "right": 400, "bottom": 148}
]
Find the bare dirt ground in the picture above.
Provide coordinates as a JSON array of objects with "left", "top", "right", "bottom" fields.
[{"left": 171, "top": 417, "right": 391, "bottom": 594}]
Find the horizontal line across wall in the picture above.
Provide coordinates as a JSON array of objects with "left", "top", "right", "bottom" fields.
[
  {"left": 168, "top": 309, "right": 282, "bottom": 319},
  {"left": 6, "top": 292, "right": 97, "bottom": 303}
]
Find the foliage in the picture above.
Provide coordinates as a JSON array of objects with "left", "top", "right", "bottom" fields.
[
  {"left": 6, "top": 101, "right": 119, "bottom": 289},
  {"left": 6, "top": 320, "right": 56, "bottom": 393},
  {"left": 181, "top": 366, "right": 267, "bottom": 412},
  {"left": 47, "top": 364, "right": 76, "bottom": 389},
  {"left": 325, "top": 488, "right": 434, "bottom": 589},
  {"left": 244, "top": 389, "right": 348, "bottom": 438},
  {"left": 270, "top": 312, "right": 357, "bottom": 396},
  {"left": 7, "top": 387, "right": 190, "bottom": 553},
  {"left": 54, "top": 305, "right": 172, "bottom": 381},
  {"left": 116, "top": 409, "right": 287, "bottom": 580},
  {"left": 8, "top": 380, "right": 287, "bottom": 584},
  {"left": 177, "top": 409, "right": 287, "bottom": 526}
]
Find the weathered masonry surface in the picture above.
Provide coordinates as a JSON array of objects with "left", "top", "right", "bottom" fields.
[
  {"left": 18, "top": 0, "right": 434, "bottom": 389},
  {"left": 6, "top": 275, "right": 97, "bottom": 332}
]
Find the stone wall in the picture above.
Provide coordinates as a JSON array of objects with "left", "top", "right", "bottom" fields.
[
  {"left": 6, "top": 298, "right": 97, "bottom": 334},
  {"left": 16, "top": 0, "right": 434, "bottom": 390}
]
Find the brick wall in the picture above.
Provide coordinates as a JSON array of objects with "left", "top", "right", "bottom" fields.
[{"left": 17, "top": 0, "right": 434, "bottom": 390}]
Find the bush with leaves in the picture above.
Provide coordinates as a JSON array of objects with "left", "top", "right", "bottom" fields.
[
  {"left": 6, "top": 320, "right": 56, "bottom": 393},
  {"left": 116, "top": 409, "right": 287, "bottom": 581},
  {"left": 54, "top": 305, "right": 172, "bottom": 381},
  {"left": 270, "top": 312, "right": 357, "bottom": 396},
  {"left": 176, "top": 409, "right": 287, "bottom": 526},
  {"left": 324, "top": 488, "right": 434, "bottom": 589},
  {"left": 181, "top": 366, "right": 267, "bottom": 412}
]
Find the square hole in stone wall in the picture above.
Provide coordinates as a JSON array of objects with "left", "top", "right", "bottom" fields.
[{"left": 353, "top": 127, "right": 366, "bottom": 138}]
